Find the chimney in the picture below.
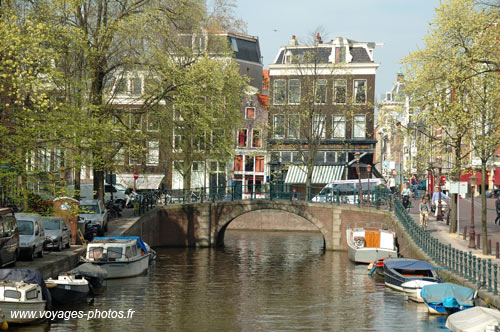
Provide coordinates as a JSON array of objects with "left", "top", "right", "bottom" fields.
[
  {"left": 289, "top": 35, "right": 298, "bottom": 46},
  {"left": 315, "top": 32, "right": 322, "bottom": 45}
]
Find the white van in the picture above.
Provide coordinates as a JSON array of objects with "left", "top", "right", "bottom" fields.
[
  {"left": 312, "top": 178, "right": 384, "bottom": 204},
  {"left": 67, "top": 184, "right": 126, "bottom": 206}
]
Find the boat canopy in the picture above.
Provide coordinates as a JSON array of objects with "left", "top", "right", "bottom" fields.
[
  {"left": 68, "top": 262, "right": 107, "bottom": 280},
  {"left": 384, "top": 259, "right": 435, "bottom": 271},
  {"left": 421, "top": 282, "right": 474, "bottom": 307},
  {"left": 446, "top": 306, "right": 500, "bottom": 332},
  {"left": 0, "top": 269, "right": 52, "bottom": 309},
  {"left": 93, "top": 236, "right": 149, "bottom": 254}
]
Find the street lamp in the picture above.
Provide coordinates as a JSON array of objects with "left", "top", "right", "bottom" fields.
[
  {"left": 468, "top": 173, "right": 477, "bottom": 249},
  {"left": 367, "top": 164, "right": 372, "bottom": 206},
  {"left": 354, "top": 152, "right": 363, "bottom": 205}
]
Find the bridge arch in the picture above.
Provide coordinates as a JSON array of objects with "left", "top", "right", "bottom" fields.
[{"left": 213, "top": 201, "right": 329, "bottom": 249}]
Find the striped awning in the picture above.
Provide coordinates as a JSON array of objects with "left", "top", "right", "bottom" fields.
[{"left": 284, "top": 166, "right": 344, "bottom": 184}]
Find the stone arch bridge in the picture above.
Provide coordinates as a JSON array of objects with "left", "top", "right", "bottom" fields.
[{"left": 123, "top": 200, "right": 398, "bottom": 251}]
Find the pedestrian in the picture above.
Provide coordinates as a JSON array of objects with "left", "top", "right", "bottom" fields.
[
  {"left": 431, "top": 187, "right": 450, "bottom": 218},
  {"left": 495, "top": 195, "right": 500, "bottom": 224},
  {"left": 388, "top": 173, "right": 396, "bottom": 195},
  {"left": 419, "top": 197, "right": 430, "bottom": 229},
  {"left": 401, "top": 183, "right": 411, "bottom": 209},
  {"left": 292, "top": 188, "right": 298, "bottom": 200},
  {"left": 411, "top": 174, "right": 419, "bottom": 198}
]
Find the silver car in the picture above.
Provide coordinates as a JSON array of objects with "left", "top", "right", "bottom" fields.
[
  {"left": 78, "top": 199, "right": 108, "bottom": 235},
  {"left": 15, "top": 213, "right": 45, "bottom": 260},
  {"left": 41, "top": 217, "right": 71, "bottom": 251}
]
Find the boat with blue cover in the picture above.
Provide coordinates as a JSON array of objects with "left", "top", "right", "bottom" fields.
[
  {"left": 383, "top": 258, "right": 440, "bottom": 291},
  {"left": 85, "top": 236, "right": 153, "bottom": 279},
  {"left": 421, "top": 282, "right": 475, "bottom": 315}
]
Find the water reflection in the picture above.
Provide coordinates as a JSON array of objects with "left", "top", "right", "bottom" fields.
[{"left": 14, "top": 230, "right": 448, "bottom": 332}]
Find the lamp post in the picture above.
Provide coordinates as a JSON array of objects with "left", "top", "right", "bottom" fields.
[
  {"left": 468, "top": 174, "right": 477, "bottom": 249},
  {"left": 354, "top": 152, "right": 363, "bottom": 205},
  {"left": 437, "top": 166, "right": 443, "bottom": 221},
  {"left": 367, "top": 164, "right": 372, "bottom": 206}
]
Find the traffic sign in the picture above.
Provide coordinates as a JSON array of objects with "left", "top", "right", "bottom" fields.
[
  {"left": 449, "top": 181, "right": 468, "bottom": 195},
  {"left": 133, "top": 171, "right": 139, "bottom": 180}
]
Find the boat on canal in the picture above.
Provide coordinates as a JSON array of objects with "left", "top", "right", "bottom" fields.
[
  {"left": 85, "top": 236, "right": 152, "bottom": 279},
  {"left": 383, "top": 258, "right": 440, "bottom": 291},
  {"left": 67, "top": 262, "right": 107, "bottom": 289},
  {"left": 401, "top": 280, "right": 439, "bottom": 302},
  {"left": 446, "top": 306, "right": 500, "bottom": 331},
  {"left": 45, "top": 274, "right": 89, "bottom": 304},
  {"left": 421, "top": 282, "right": 475, "bottom": 315},
  {"left": 347, "top": 227, "right": 397, "bottom": 263}
]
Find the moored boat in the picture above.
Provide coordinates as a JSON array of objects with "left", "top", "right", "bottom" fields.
[
  {"left": 347, "top": 227, "right": 397, "bottom": 263},
  {"left": 383, "top": 258, "right": 440, "bottom": 291},
  {"left": 67, "top": 262, "right": 107, "bottom": 289},
  {"left": 85, "top": 236, "right": 151, "bottom": 279},
  {"left": 402, "top": 280, "right": 439, "bottom": 303},
  {"left": 421, "top": 282, "right": 475, "bottom": 315},
  {"left": 0, "top": 281, "right": 46, "bottom": 324},
  {"left": 446, "top": 306, "right": 500, "bottom": 331},
  {"left": 45, "top": 274, "right": 89, "bottom": 304}
]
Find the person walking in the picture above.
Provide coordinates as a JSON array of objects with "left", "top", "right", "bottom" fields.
[
  {"left": 411, "top": 175, "right": 419, "bottom": 198},
  {"left": 401, "top": 183, "right": 411, "bottom": 210},
  {"left": 419, "top": 197, "right": 430, "bottom": 229},
  {"left": 495, "top": 196, "right": 500, "bottom": 224},
  {"left": 388, "top": 174, "right": 396, "bottom": 195},
  {"left": 431, "top": 187, "right": 450, "bottom": 218}
]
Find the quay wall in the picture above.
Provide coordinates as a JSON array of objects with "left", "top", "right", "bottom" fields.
[{"left": 17, "top": 247, "right": 86, "bottom": 279}]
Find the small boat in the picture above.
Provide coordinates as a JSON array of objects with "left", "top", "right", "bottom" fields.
[
  {"left": 85, "top": 236, "right": 151, "bottom": 279},
  {"left": 45, "top": 274, "right": 89, "bottom": 304},
  {"left": 347, "top": 227, "right": 397, "bottom": 263},
  {"left": 67, "top": 262, "right": 107, "bottom": 289},
  {"left": 383, "top": 258, "right": 440, "bottom": 291},
  {"left": 446, "top": 306, "right": 500, "bottom": 331},
  {"left": 0, "top": 281, "right": 46, "bottom": 323},
  {"left": 401, "top": 280, "right": 439, "bottom": 302},
  {"left": 421, "top": 282, "right": 475, "bottom": 315}
]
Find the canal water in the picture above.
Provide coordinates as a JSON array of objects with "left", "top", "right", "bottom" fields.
[{"left": 14, "top": 230, "right": 449, "bottom": 332}]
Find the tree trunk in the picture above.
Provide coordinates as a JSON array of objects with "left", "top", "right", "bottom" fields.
[
  {"left": 74, "top": 165, "right": 81, "bottom": 201},
  {"left": 305, "top": 154, "right": 314, "bottom": 201},
  {"left": 481, "top": 161, "right": 488, "bottom": 254},
  {"left": 449, "top": 141, "right": 461, "bottom": 233}
]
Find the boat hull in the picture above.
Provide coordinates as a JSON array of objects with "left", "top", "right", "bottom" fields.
[
  {"left": 383, "top": 259, "right": 440, "bottom": 292},
  {"left": 348, "top": 246, "right": 397, "bottom": 264},
  {"left": 93, "top": 254, "right": 149, "bottom": 279},
  {"left": 0, "top": 301, "right": 46, "bottom": 324},
  {"left": 49, "top": 284, "right": 89, "bottom": 304},
  {"left": 426, "top": 302, "right": 473, "bottom": 315}
]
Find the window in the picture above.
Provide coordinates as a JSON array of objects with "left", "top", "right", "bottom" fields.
[
  {"left": 288, "top": 114, "right": 300, "bottom": 139},
  {"left": 245, "top": 156, "right": 254, "bottom": 172},
  {"left": 273, "top": 114, "right": 285, "bottom": 138},
  {"left": 273, "top": 79, "right": 286, "bottom": 105},
  {"left": 315, "top": 152, "right": 325, "bottom": 163},
  {"left": 332, "top": 115, "right": 346, "bottom": 138},
  {"left": 326, "top": 151, "right": 336, "bottom": 163},
  {"left": 4, "top": 290, "right": 21, "bottom": 299},
  {"left": 354, "top": 80, "right": 367, "bottom": 104},
  {"left": 125, "top": 246, "right": 133, "bottom": 259},
  {"left": 245, "top": 107, "right": 256, "bottom": 119},
  {"left": 129, "top": 151, "right": 141, "bottom": 166},
  {"left": 335, "top": 47, "right": 346, "bottom": 63},
  {"left": 114, "top": 147, "right": 124, "bottom": 165},
  {"left": 173, "top": 105, "right": 183, "bottom": 121},
  {"left": 173, "top": 128, "right": 183, "bottom": 150},
  {"left": 288, "top": 79, "right": 301, "bottom": 104},
  {"left": 230, "top": 37, "right": 238, "bottom": 52},
  {"left": 131, "top": 76, "right": 142, "bottom": 95},
  {"left": 192, "top": 161, "right": 203, "bottom": 172},
  {"left": 147, "top": 141, "right": 159, "bottom": 166},
  {"left": 312, "top": 115, "right": 326, "bottom": 138},
  {"left": 333, "top": 80, "right": 346, "bottom": 104},
  {"left": 147, "top": 113, "right": 160, "bottom": 131},
  {"left": 129, "top": 113, "right": 142, "bottom": 131},
  {"left": 252, "top": 130, "right": 261, "bottom": 148},
  {"left": 255, "top": 156, "right": 264, "bottom": 172},
  {"left": 353, "top": 115, "right": 366, "bottom": 138},
  {"left": 237, "top": 129, "right": 247, "bottom": 148},
  {"left": 234, "top": 155, "right": 243, "bottom": 171},
  {"left": 281, "top": 151, "right": 291, "bottom": 163},
  {"left": 115, "top": 76, "right": 127, "bottom": 94},
  {"left": 315, "top": 79, "right": 327, "bottom": 104}
]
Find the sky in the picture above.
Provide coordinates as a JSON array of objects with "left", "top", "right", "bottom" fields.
[{"left": 234, "top": 0, "right": 442, "bottom": 101}]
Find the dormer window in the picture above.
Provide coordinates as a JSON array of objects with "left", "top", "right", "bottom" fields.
[
  {"left": 285, "top": 50, "right": 293, "bottom": 64},
  {"left": 335, "top": 47, "right": 346, "bottom": 63},
  {"left": 231, "top": 37, "right": 238, "bottom": 52}
]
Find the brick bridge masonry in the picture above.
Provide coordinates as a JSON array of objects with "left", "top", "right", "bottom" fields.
[{"left": 123, "top": 200, "right": 417, "bottom": 254}]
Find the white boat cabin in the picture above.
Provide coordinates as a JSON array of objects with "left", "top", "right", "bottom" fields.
[
  {"left": 86, "top": 238, "right": 145, "bottom": 263},
  {"left": 350, "top": 228, "right": 395, "bottom": 250},
  {"left": 0, "top": 281, "right": 44, "bottom": 303}
]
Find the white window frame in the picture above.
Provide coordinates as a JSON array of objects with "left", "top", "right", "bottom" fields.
[
  {"left": 251, "top": 129, "right": 261, "bottom": 148},
  {"left": 312, "top": 115, "right": 326, "bottom": 139},
  {"left": 146, "top": 141, "right": 159, "bottom": 166},
  {"left": 129, "top": 113, "right": 142, "bottom": 131},
  {"left": 333, "top": 79, "right": 347, "bottom": 104},
  {"left": 273, "top": 114, "right": 286, "bottom": 138},
  {"left": 353, "top": 79, "right": 367, "bottom": 104},
  {"left": 288, "top": 114, "right": 300, "bottom": 139},
  {"left": 353, "top": 114, "right": 366, "bottom": 139},
  {"left": 147, "top": 113, "right": 160, "bottom": 132},
  {"left": 237, "top": 128, "right": 248, "bottom": 148},
  {"left": 173, "top": 128, "right": 183, "bottom": 151},
  {"left": 245, "top": 107, "right": 256, "bottom": 119},
  {"left": 273, "top": 79, "right": 286, "bottom": 105},
  {"left": 288, "top": 79, "right": 301, "bottom": 105},
  {"left": 314, "top": 79, "right": 327, "bottom": 105},
  {"left": 332, "top": 115, "right": 346, "bottom": 139}
]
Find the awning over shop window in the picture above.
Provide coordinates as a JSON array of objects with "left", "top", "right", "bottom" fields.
[
  {"left": 116, "top": 174, "right": 165, "bottom": 190},
  {"left": 284, "top": 166, "right": 344, "bottom": 184},
  {"left": 459, "top": 171, "right": 488, "bottom": 186}
]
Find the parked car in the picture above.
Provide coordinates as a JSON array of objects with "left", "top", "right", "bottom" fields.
[
  {"left": 0, "top": 208, "right": 19, "bottom": 267},
  {"left": 67, "top": 183, "right": 127, "bottom": 207},
  {"left": 78, "top": 199, "right": 108, "bottom": 236},
  {"left": 41, "top": 216, "right": 71, "bottom": 251},
  {"left": 15, "top": 213, "right": 45, "bottom": 260}
]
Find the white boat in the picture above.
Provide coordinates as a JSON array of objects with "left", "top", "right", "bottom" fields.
[
  {"left": 85, "top": 236, "right": 151, "bottom": 279},
  {"left": 45, "top": 274, "right": 89, "bottom": 304},
  {"left": 446, "top": 306, "right": 500, "bottom": 331},
  {"left": 347, "top": 227, "right": 397, "bottom": 263},
  {"left": 402, "top": 280, "right": 439, "bottom": 303},
  {"left": 0, "top": 281, "right": 46, "bottom": 323}
]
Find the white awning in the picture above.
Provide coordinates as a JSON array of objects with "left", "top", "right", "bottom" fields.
[
  {"left": 284, "top": 166, "right": 344, "bottom": 184},
  {"left": 116, "top": 174, "right": 165, "bottom": 190}
]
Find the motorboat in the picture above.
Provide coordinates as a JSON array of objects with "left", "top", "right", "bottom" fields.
[
  {"left": 67, "top": 262, "right": 107, "bottom": 289},
  {"left": 45, "top": 274, "right": 89, "bottom": 304},
  {"left": 446, "top": 306, "right": 500, "bottom": 331},
  {"left": 347, "top": 227, "right": 397, "bottom": 263},
  {"left": 0, "top": 281, "right": 46, "bottom": 323},
  {"left": 85, "top": 236, "right": 151, "bottom": 279},
  {"left": 421, "top": 282, "right": 475, "bottom": 315},
  {"left": 402, "top": 280, "right": 439, "bottom": 303},
  {"left": 383, "top": 258, "right": 440, "bottom": 291}
]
